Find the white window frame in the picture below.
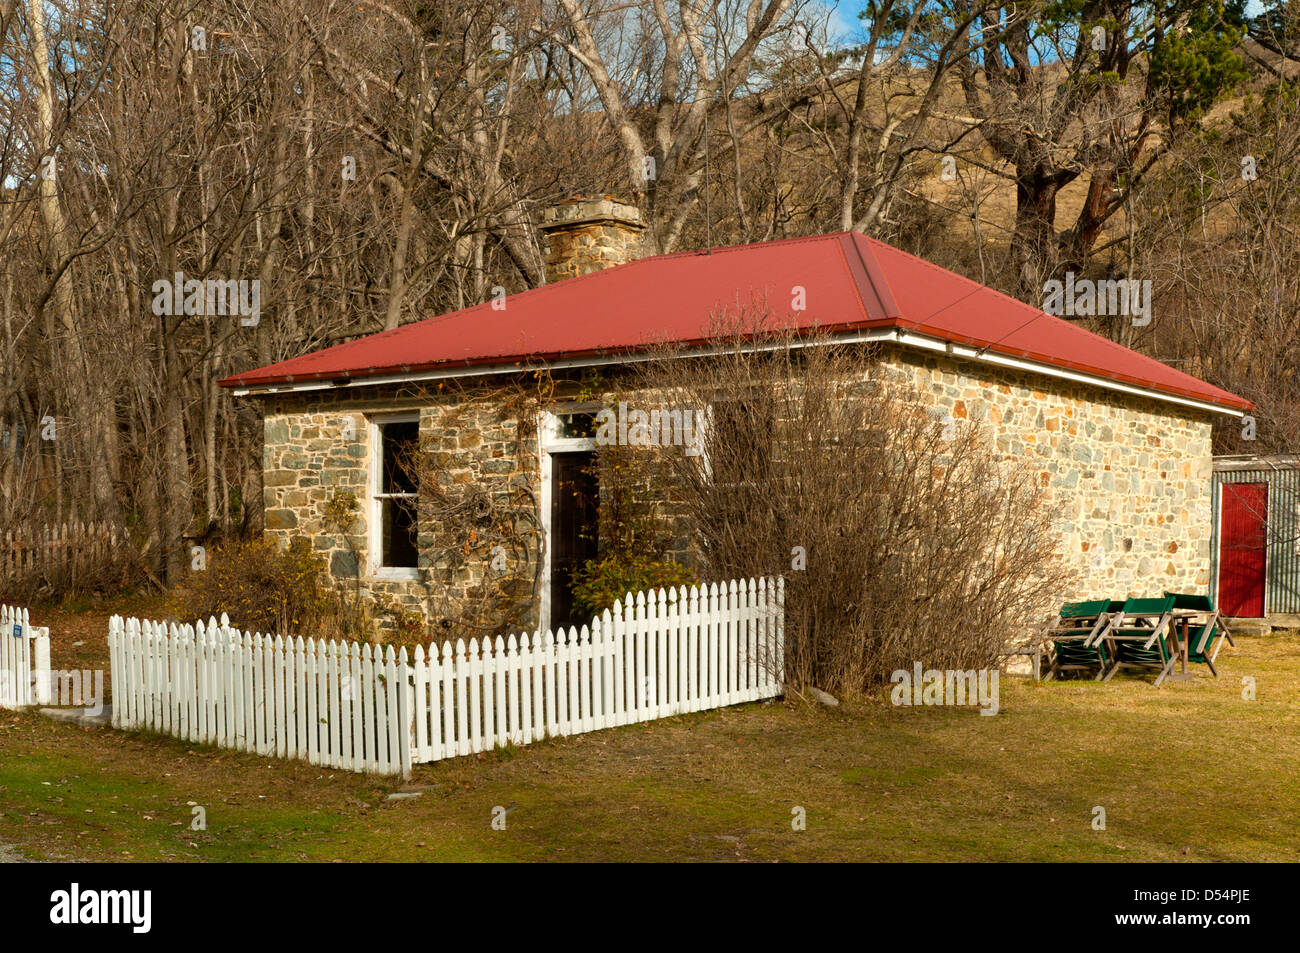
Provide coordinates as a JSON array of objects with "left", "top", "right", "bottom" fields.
[{"left": 369, "top": 412, "right": 421, "bottom": 580}]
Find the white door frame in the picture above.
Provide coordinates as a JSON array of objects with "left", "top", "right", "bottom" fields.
[{"left": 537, "top": 408, "right": 598, "bottom": 634}]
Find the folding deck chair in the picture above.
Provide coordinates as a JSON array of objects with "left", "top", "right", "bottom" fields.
[
  {"left": 1105, "top": 596, "right": 1179, "bottom": 686},
  {"left": 1040, "top": 599, "right": 1121, "bottom": 681},
  {"left": 1164, "top": 592, "right": 1234, "bottom": 677}
]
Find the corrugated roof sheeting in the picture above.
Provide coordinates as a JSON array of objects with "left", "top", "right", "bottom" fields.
[{"left": 218, "top": 232, "right": 1253, "bottom": 413}]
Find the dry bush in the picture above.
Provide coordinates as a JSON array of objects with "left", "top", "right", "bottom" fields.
[
  {"left": 392, "top": 389, "right": 548, "bottom": 642},
  {"left": 627, "top": 318, "right": 1068, "bottom": 695},
  {"left": 170, "top": 536, "right": 331, "bottom": 637},
  {"left": 169, "top": 533, "right": 426, "bottom": 644}
]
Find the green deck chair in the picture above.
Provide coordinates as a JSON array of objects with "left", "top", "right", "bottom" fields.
[
  {"left": 1041, "top": 599, "right": 1119, "bottom": 681},
  {"left": 1164, "top": 592, "right": 1234, "bottom": 677},
  {"left": 1105, "top": 595, "right": 1177, "bottom": 686}
]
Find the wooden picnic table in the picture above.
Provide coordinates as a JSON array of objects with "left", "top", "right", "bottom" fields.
[{"left": 1164, "top": 609, "right": 1200, "bottom": 682}]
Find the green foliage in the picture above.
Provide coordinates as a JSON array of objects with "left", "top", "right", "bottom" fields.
[
  {"left": 1148, "top": 2, "right": 1249, "bottom": 123},
  {"left": 1034, "top": 1, "right": 1248, "bottom": 124},
  {"left": 227, "top": 485, "right": 244, "bottom": 524},
  {"left": 172, "top": 536, "right": 329, "bottom": 636},
  {"left": 574, "top": 369, "right": 606, "bottom": 403},
  {"left": 322, "top": 491, "right": 359, "bottom": 536},
  {"left": 568, "top": 434, "right": 695, "bottom": 618},
  {"left": 570, "top": 552, "right": 695, "bottom": 620}
]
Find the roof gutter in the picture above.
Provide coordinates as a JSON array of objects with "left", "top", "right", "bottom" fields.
[
  {"left": 228, "top": 327, "right": 1247, "bottom": 418},
  {"left": 224, "top": 331, "right": 900, "bottom": 396},
  {"left": 888, "top": 329, "right": 1247, "bottom": 418},
  {"left": 1214, "top": 454, "right": 1300, "bottom": 472}
]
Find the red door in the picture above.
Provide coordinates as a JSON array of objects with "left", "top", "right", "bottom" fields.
[{"left": 1219, "top": 483, "right": 1267, "bottom": 618}]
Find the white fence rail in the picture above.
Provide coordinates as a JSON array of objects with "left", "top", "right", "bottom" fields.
[
  {"left": 1, "top": 604, "right": 51, "bottom": 710},
  {"left": 109, "top": 616, "right": 411, "bottom": 776},
  {"left": 107, "top": 577, "right": 784, "bottom": 777},
  {"left": 410, "top": 577, "right": 784, "bottom": 762}
]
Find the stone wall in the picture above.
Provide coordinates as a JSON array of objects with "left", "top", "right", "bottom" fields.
[
  {"left": 255, "top": 347, "right": 1216, "bottom": 640},
  {"left": 880, "top": 347, "right": 1215, "bottom": 599},
  {"left": 261, "top": 382, "right": 542, "bottom": 639}
]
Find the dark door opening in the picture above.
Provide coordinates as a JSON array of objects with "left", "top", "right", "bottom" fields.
[
  {"left": 1219, "top": 482, "right": 1267, "bottom": 618},
  {"left": 550, "top": 451, "right": 599, "bottom": 631}
]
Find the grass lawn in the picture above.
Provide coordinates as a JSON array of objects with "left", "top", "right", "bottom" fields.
[{"left": 1, "top": 599, "right": 1297, "bottom": 862}]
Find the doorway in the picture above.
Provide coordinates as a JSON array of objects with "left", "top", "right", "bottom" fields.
[
  {"left": 549, "top": 451, "right": 598, "bottom": 631},
  {"left": 1218, "top": 482, "right": 1267, "bottom": 618}
]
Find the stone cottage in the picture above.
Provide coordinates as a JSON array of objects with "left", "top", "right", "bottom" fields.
[{"left": 219, "top": 198, "right": 1253, "bottom": 636}]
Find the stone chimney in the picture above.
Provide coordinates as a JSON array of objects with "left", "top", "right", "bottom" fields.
[{"left": 538, "top": 195, "right": 646, "bottom": 284}]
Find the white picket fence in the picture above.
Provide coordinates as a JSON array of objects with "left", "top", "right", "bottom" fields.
[
  {"left": 1, "top": 604, "right": 51, "bottom": 710},
  {"left": 410, "top": 577, "right": 784, "bottom": 762},
  {"left": 108, "top": 616, "right": 412, "bottom": 776},
  {"left": 106, "top": 577, "right": 784, "bottom": 777}
]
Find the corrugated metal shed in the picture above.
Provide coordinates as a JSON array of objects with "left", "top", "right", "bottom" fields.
[{"left": 1211, "top": 455, "right": 1300, "bottom": 614}]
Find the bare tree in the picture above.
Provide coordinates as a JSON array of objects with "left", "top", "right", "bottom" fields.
[
  {"left": 545, "top": 0, "right": 809, "bottom": 253},
  {"left": 952, "top": 1, "right": 1249, "bottom": 297},
  {"left": 624, "top": 314, "right": 1068, "bottom": 693}
]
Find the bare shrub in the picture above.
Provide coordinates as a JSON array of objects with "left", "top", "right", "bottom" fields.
[
  {"left": 626, "top": 315, "right": 1068, "bottom": 695},
  {"left": 170, "top": 536, "right": 331, "bottom": 637},
  {"left": 392, "top": 384, "right": 550, "bottom": 642}
]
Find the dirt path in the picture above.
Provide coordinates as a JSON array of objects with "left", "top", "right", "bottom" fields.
[
  {"left": 19, "top": 596, "right": 171, "bottom": 707},
  {"left": 0, "top": 839, "right": 28, "bottom": 863}
]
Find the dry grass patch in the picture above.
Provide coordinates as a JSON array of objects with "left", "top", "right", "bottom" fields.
[{"left": 1, "top": 620, "right": 1296, "bottom": 862}]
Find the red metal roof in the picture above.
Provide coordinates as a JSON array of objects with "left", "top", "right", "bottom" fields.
[{"left": 219, "top": 231, "right": 1251, "bottom": 412}]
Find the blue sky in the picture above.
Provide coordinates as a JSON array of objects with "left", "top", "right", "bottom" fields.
[{"left": 819, "top": 0, "right": 1271, "bottom": 46}]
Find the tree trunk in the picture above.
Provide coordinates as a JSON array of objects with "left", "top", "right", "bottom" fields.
[
  {"left": 26, "top": 0, "right": 120, "bottom": 524},
  {"left": 1010, "top": 163, "right": 1060, "bottom": 298}
]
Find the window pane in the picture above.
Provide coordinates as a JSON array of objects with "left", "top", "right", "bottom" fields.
[
  {"left": 381, "top": 421, "right": 419, "bottom": 493},
  {"left": 383, "top": 497, "right": 418, "bottom": 568},
  {"left": 556, "top": 411, "right": 596, "bottom": 440}
]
